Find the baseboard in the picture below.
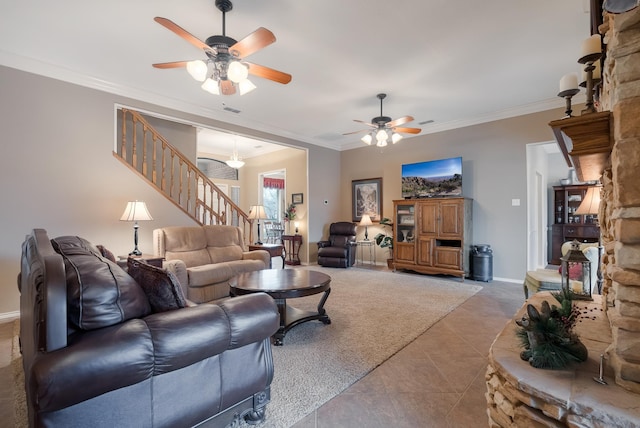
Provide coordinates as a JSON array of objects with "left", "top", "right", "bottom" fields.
[
  {"left": 0, "top": 311, "right": 20, "bottom": 322},
  {"left": 493, "top": 276, "right": 522, "bottom": 284}
]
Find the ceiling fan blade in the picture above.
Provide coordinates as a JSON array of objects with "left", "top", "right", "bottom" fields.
[
  {"left": 353, "top": 119, "right": 376, "bottom": 128},
  {"left": 245, "top": 62, "right": 292, "bottom": 84},
  {"left": 230, "top": 27, "right": 276, "bottom": 58},
  {"left": 220, "top": 80, "right": 236, "bottom": 95},
  {"left": 152, "top": 61, "right": 189, "bottom": 69},
  {"left": 386, "top": 115, "right": 414, "bottom": 128},
  {"left": 393, "top": 127, "right": 421, "bottom": 134},
  {"left": 154, "top": 17, "right": 213, "bottom": 53},
  {"left": 342, "top": 129, "right": 369, "bottom": 135}
]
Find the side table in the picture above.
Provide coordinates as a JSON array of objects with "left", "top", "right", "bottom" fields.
[
  {"left": 282, "top": 234, "right": 302, "bottom": 265},
  {"left": 248, "top": 244, "right": 285, "bottom": 269},
  {"left": 117, "top": 254, "right": 164, "bottom": 269},
  {"left": 357, "top": 240, "right": 376, "bottom": 265}
]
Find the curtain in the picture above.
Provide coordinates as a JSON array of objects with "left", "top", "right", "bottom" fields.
[{"left": 264, "top": 178, "right": 285, "bottom": 189}]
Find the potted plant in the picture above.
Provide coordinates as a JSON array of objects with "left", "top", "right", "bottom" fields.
[{"left": 374, "top": 217, "right": 394, "bottom": 269}]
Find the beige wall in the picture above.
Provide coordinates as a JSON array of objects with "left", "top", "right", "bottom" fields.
[
  {"left": 340, "top": 108, "right": 567, "bottom": 280},
  {"left": 242, "top": 148, "right": 309, "bottom": 263},
  {"left": 0, "top": 65, "right": 339, "bottom": 315},
  {"left": 0, "top": 63, "right": 568, "bottom": 316}
]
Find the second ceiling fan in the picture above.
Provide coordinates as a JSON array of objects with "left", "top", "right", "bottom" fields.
[
  {"left": 152, "top": 0, "right": 292, "bottom": 96},
  {"left": 345, "top": 94, "right": 421, "bottom": 147}
]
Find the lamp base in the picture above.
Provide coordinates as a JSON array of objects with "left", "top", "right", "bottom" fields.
[{"left": 129, "top": 248, "right": 142, "bottom": 256}]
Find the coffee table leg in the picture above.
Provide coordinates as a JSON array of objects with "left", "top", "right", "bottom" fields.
[
  {"left": 317, "top": 288, "right": 331, "bottom": 324},
  {"left": 272, "top": 288, "right": 332, "bottom": 346},
  {"left": 274, "top": 298, "right": 287, "bottom": 346}
]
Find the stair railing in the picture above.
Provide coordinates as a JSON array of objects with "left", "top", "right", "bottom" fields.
[{"left": 114, "top": 108, "right": 252, "bottom": 242}]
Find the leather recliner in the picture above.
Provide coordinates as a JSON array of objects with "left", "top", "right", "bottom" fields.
[
  {"left": 18, "top": 229, "right": 279, "bottom": 428},
  {"left": 317, "top": 222, "right": 358, "bottom": 268}
]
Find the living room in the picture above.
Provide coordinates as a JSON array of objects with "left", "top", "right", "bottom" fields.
[
  {"left": 0, "top": 1, "right": 600, "bottom": 315},
  {"left": 2, "top": 1, "right": 640, "bottom": 427}
]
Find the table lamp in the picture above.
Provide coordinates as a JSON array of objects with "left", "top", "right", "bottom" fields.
[
  {"left": 120, "top": 201, "right": 153, "bottom": 256},
  {"left": 248, "top": 205, "right": 269, "bottom": 244},
  {"left": 575, "top": 185, "right": 602, "bottom": 293},
  {"left": 359, "top": 214, "right": 373, "bottom": 241}
]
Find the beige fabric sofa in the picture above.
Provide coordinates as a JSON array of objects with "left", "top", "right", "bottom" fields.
[{"left": 153, "top": 225, "right": 270, "bottom": 303}]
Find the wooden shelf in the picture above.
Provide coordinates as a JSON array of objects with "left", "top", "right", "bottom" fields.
[{"left": 549, "top": 111, "right": 612, "bottom": 182}]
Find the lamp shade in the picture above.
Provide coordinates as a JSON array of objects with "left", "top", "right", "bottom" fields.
[
  {"left": 120, "top": 201, "right": 153, "bottom": 222},
  {"left": 228, "top": 61, "right": 249, "bottom": 83},
  {"left": 248, "top": 205, "right": 269, "bottom": 220},
  {"left": 575, "top": 186, "right": 602, "bottom": 215},
  {"left": 359, "top": 214, "right": 373, "bottom": 226}
]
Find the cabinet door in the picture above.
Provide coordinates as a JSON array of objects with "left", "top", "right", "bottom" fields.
[
  {"left": 551, "top": 224, "right": 564, "bottom": 265},
  {"left": 434, "top": 246, "right": 461, "bottom": 270},
  {"left": 439, "top": 200, "right": 463, "bottom": 239},
  {"left": 395, "top": 243, "right": 415, "bottom": 264},
  {"left": 418, "top": 202, "right": 438, "bottom": 235},
  {"left": 417, "top": 237, "right": 433, "bottom": 266}
]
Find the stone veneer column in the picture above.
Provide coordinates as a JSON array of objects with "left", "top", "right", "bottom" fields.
[{"left": 599, "top": 8, "right": 640, "bottom": 394}]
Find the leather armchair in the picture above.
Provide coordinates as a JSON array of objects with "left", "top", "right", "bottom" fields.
[{"left": 317, "top": 222, "right": 358, "bottom": 268}]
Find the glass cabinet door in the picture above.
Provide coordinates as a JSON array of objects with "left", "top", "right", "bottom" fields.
[{"left": 395, "top": 204, "right": 415, "bottom": 243}]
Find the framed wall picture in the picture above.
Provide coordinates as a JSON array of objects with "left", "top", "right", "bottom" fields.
[
  {"left": 292, "top": 193, "right": 303, "bottom": 204},
  {"left": 352, "top": 178, "right": 382, "bottom": 222}
]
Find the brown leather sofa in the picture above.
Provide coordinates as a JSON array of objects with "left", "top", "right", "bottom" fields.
[
  {"left": 154, "top": 225, "right": 270, "bottom": 303},
  {"left": 18, "top": 229, "right": 279, "bottom": 428},
  {"left": 317, "top": 222, "right": 358, "bottom": 268}
]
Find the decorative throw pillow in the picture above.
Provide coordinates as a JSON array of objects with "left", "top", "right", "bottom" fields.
[
  {"left": 127, "top": 258, "right": 188, "bottom": 313},
  {"left": 96, "top": 244, "right": 116, "bottom": 263}
]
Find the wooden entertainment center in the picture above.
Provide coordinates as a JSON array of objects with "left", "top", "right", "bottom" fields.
[{"left": 392, "top": 197, "right": 472, "bottom": 279}]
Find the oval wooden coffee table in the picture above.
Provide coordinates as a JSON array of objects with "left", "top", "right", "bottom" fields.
[{"left": 229, "top": 269, "right": 331, "bottom": 345}]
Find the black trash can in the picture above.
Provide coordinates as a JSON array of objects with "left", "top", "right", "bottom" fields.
[{"left": 470, "top": 244, "right": 493, "bottom": 282}]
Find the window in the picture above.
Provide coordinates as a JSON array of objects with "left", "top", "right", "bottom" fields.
[{"left": 261, "top": 174, "right": 285, "bottom": 221}]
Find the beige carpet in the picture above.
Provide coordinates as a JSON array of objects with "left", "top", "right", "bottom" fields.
[{"left": 13, "top": 266, "right": 481, "bottom": 428}]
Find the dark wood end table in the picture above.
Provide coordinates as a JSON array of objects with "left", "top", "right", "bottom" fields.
[
  {"left": 248, "top": 244, "right": 285, "bottom": 269},
  {"left": 282, "top": 234, "right": 302, "bottom": 265},
  {"left": 118, "top": 254, "right": 164, "bottom": 268},
  {"left": 229, "top": 269, "right": 331, "bottom": 345}
]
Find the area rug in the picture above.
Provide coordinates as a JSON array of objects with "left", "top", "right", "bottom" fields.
[{"left": 12, "top": 267, "right": 481, "bottom": 428}]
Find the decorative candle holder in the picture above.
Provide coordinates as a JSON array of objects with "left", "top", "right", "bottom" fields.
[
  {"left": 579, "top": 52, "right": 603, "bottom": 115},
  {"left": 558, "top": 88, "right": 580, "bottom": 117}
]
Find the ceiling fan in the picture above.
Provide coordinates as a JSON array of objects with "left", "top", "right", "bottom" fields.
[
  {"left": 152, "top": 0, "right": 292, "bottom": 96},
  {"left": 345, "top": 94, "right": 421, "bottom": 147}
]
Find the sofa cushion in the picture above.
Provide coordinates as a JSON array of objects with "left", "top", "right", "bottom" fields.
[
  {"left": 51, "top": 236, "right": 151, "bottom": 330},
  {"left": 188, "top": 263, "right": 234, "bottom": 287},
  {"left": 160, "top": 226, "right": 211, "bottom": 268},
  {"left": 203, "top": 225, "right": 245, "bottom": 263},
  {"left": 227, "top": 259, "right": 269, "bottom": 275},
  {"left": 207, "top": 245, "right": 244, "bottom": 264},
  {"left": 33, "top": 319, "right": 154, "bottom": 412},
  {"left": 127, "top": 258, "right": 187, "bottom": 313}
]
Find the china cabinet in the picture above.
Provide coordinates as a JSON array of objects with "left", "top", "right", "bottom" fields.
[{"left": 550, "top": 185, "right": 600, "bottom": 265}]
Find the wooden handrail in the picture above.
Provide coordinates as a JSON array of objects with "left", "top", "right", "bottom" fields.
[{"left": 114, "top": 108, "right": 251, "bottom": 242}]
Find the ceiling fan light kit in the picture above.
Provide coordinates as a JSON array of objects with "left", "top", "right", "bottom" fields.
[
  {"left": 152, "top": 0, "right": 291, "bottom": 96},
  {"left": 348, "top": 93, "right": 421, "bottom": 148}
]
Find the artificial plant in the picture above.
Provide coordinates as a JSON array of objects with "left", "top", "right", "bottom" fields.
[{"left": 515, "top": 290, "right": 588, "bottom": 369}]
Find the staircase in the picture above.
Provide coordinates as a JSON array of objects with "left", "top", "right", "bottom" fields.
[{"left": 114, "top": 108, "right": 252, "bottom": 241}]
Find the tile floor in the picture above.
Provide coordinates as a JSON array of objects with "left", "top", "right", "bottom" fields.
[{"left": 0, "top": 267, "right": 525, "bottom": 428}]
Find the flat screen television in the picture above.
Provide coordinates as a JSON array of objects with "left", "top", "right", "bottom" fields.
[{"left": 401, "top": 156, "right": 462, "bottom": 198}]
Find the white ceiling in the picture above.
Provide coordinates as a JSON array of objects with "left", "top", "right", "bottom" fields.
[{"left": 0, "top": 0, "right": 592, "bottom": 157}]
